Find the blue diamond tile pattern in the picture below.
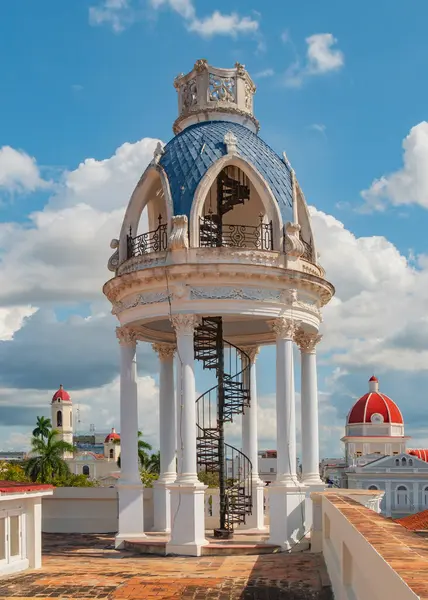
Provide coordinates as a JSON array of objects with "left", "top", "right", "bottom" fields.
[{"left": 159, "top": 121, "right": 293, "bottom": 222}]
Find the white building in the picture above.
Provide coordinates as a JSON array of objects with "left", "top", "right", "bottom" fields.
[
  {"left": 103, "top": 59, "right": 335, "bottom": 555},
  {"left": 50, "top": 385, "right": 121, "bottom": 481},
  {"left": 0, "top": 482, "right": 53, "bottom": 576},
  {"left": 341, "top": 376, "right": 428, "bottom": 518}
]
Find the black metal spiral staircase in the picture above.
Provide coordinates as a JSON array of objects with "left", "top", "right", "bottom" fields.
[{"left": 194, "top": 316, "right": 253, "bottom": 537}]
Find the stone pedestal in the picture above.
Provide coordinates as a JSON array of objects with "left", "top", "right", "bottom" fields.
[
  {"left": 304, "top": 483, "right": 325, "bottom": 534},
  {"left": 166, "top": 483, "right": 208, "bottom": 556},
  {"left": 115, "top": 483, "right": 145, "bottom": 548},
  {"left": 267, "top": 484, "right": 306, "bottom": 550},
  {"left": 153, "top": 481, "right": 172, "bottom": 532}
]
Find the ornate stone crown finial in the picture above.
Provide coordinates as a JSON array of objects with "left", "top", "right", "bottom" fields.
[{"left": 173, "top": 60, "right": 259, "bottom": 135}]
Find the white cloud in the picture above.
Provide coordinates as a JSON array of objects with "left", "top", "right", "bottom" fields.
[
  {"left": 284, "top": 33, "right": 344, "bottom": 88},
  {"left": 0, "top": 306, "right": 37, "bottom": 341},
  {"left": 309, "top": 123, "right": 326, "bottom": 135},
  {"left": 89, "top": 0, "right": 135, "bottom": 33},
  {"left": 91, "top": 0, "right": 260, "bottom": 38},
  {"left": 0, "top": 146, "right": 46, "bottom": 194},
  {"left": 361, "top": 122, "right": 428, "bottom": 211},
  {"left": 254, "top": 68, "right": 274, "bottom": 79},
  {"left": 188, "top": 11, "right": 259, "bottom": 38}
]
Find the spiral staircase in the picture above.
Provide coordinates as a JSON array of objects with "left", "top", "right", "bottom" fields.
[{"left": 194, "top": 317, "right": 253, "bottom": 537}]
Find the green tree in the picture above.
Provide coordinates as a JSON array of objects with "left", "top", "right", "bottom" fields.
[
  {"left": 0, "top": 461, "right": 30, "bottom": 483},
  {"left": 143, "top": 451, "right": 160, "bottom": 474},
  {"left": 50, "top": 473, "right": 96, "bottom": 487},
  {"left": 25, "top": 429, "right": 74, "bottom": 483},
  {"left": 198, "top": 471, "right": 220, "bottom": 488},
  {"left": 116, "top": 431, "right": 152, "bottom": 468},
  {"left": 32, "top": 416, "right": 52, "bottom": 439}
]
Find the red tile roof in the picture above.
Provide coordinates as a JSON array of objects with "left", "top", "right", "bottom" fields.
[
  {"left": 396, "top": 510, "right": 428, "bottom": 531},
  {"left": 0, "top": 481, "right": 53, "bottom": 494},
  {"left": 407, "top": 449, "right": 428, "bottom": 463},
  {"left": 348, "top": 392, "right": 403, "bottom": 424},
  {"left": 52, "top": 384, "right": 71, "bottom": 403}
]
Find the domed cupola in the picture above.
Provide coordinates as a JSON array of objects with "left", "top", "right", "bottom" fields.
[{"left": 347, "top": 376, "right": 404, "bottom": 426}]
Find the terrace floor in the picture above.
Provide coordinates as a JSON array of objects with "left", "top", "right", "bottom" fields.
[{"left": 0, "top": 533, "right": 333, "bottom": 599}]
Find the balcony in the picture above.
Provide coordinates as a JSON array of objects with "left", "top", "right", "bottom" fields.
[
  {"left": 127, "top": 217, "right": 168, "bottom": 259},
  {"left": 199, "top": 214, "right": 274, "bottom": 250}
]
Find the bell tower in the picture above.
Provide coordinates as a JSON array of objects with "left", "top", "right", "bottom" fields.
[{"left": 51, "top": 384, "right": 73, "bottom": 459}]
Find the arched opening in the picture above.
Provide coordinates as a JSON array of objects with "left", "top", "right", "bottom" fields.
[
  {"left": 424, "top": 486, "right": 428, "bottom": 505},
  {"left": 56, "top": 411, "right": 62, "bottom": 428},
  {"left": 82, "top": 465, "right": 90, "bottom": 477},
  {"left": 401, "top": 457, "right": 407, "bottom": 466},
  {"left": 368, "top": 485, "right": 379, "bottom": 490},
  {"left": 395, "top": 458, "right": 400, "bottom": 466},
  {"left": 121, "top": 168, "right": 171, "bottom": 262},
  {"left": 191, "top": 158, "right": 282, "bottom": 251},
  {"left": 396, "top": 485, "right": 409, "bottom": 506},
  {"left": 409, "top": 458, "right": 413, "bottom": 466},
  {"left": 109, "top": 448, "right": 114, "bottom": 459}
]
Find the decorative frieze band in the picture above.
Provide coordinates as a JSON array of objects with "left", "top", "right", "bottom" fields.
[
  {"left": 112, "top": 291, "right": 170, "bottom": 315},
  {"left": 170, "top": 314, "right": 200, "bottom": 335},
  {"left": 270, "top": 318, "right": 301, "bottom": 340},
  {"left": 152, "top": 343, "right": 176, "bottom": 360},
  {"left": 295, "top": 330, "right": 323, "bottom": 354},
  {"left": 116, "top": 326, "right": 138, "bottom": 346}
]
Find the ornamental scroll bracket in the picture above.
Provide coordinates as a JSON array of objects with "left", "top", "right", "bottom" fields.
[
  {"left": 169, "top": 215, "right": 189, "bottom": 251},
  {"left": 284, "top": 221, "right": 305, "bottom": 258},
  {"left": 108, "top": 239, "right": 119, "bottom": 273}
]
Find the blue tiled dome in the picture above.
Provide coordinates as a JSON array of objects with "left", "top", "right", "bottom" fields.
[{"left": 159, "top": 121, "right": 293, "bottom": 222}]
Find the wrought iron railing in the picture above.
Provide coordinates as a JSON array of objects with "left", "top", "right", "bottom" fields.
[
  {"left": 199, "top": 214, "right": 273, "bottom": 250},
  {"left": 127, "top": 216, "right": 168, "bottom": 258},
  {"left": 300, "top": 237, "right": 313, "bottom": 262}
]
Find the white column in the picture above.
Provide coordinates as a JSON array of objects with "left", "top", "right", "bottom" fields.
[
  {"left": 240, "top": 346, "right": 266, "bottom": 531},
  {"left": 152, "top": 343, "right": 176, "bottom": 532},
  {"left": 26, "top": 497, "right": 42, "bottom": 569},
  {"left": 268, "top": 317, "right": 305, "bottom": 549},
  {"left": 167, "top": 314, "right": 207, "bottom": 556},
  {"left": 296, "top": 330, "right": 323, "bottom": 486},
  {"left": 385, "top": 480, "right": 392, "bottom": 517},
  {"left": 413, "top": 482, "right": 419, "bottom": 514},
  {"left": 115, "top": 326, "right": 145, "bottom": 548}
]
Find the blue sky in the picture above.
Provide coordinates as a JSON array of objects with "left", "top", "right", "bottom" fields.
[{"left": 1, "top": 0, "right": 428, "bottom": 456}]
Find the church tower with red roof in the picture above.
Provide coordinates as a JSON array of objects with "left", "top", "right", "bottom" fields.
[
  {"left": 341, "top": 376, "right": 409, "bottom": 465},
  {"left": 51, "top": 385, "right": 73, "bottom": 459}
]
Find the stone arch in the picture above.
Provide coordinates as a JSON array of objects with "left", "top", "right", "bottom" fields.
[
  {"left": 118, "top": 165, "right": 173, "bottom": 263},
  {"left": 82, "top": 465, "right": 90, "bottom": 476},
  {"left": 56, "top": 410, "right": 62, "bottom": 428},
  {"left": 109, "top": 448, "right": 114, "bottom": 459},
  {"left": 189, "top": 155, "right": 283, "bottom": 250}
]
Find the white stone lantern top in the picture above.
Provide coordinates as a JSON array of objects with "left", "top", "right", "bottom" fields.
[{"left": 173, "top": 59, "right": 258, "bottom": 134}]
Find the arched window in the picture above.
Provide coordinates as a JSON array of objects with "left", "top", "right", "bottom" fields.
[
  {"left": 396, "top": 485, "right": 408, "bottom": 506},
  {"left": 109, "top": 449, "right": 114, "bottom": 459},
  {"left": 395, "top": 459, "right": 400, "bottom": 466},
  {"left": 368, "top": 485, "right": 379, "bottom": 490},
  {"left": 401, "top": 457, "right": 407, "bottom": 466},
  {"left": 82, "top": 465, "right": 90, "bottom": 476},
  {"left": 56, "top": 410, "right": 62, "bottom": 427},
  {"left": 424, "top": 486, "right": 428, "bottom": 506}
]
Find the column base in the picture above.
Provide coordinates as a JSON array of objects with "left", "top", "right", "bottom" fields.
[
  {"left": 303, "top": 483, "right": 326, "bottom": 534},
  {"left": 153, "top": 479, "right": 175, "bottom": 533},
  {"left": 115, "top": 481, "right": 145, "bottom": 548},
  {"left": 166, "top": 482, "right": 207, "bottom": 557},
  {"left": 267, "top": 484, "right": 306, "bottom": 550},
  {"left": 302, "top": 474, "right": 324, "bottom": 486},
  {"left": 238, "top": 480, "right": 267, "bottom": 531}
]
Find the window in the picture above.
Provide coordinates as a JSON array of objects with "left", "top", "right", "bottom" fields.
[
  {"left": 82, "top": 465, "right": 90, "bottom": 476},
  {"left": 269, "top": 467, "right": 275, "bottom": 473},
  {"left": 368, "top": 485, "right": 379, "bottom": 490},
  {"left": 356, "top": 452, "right": 362, "bottom": 457},
  {"left": 56, "top": 410, "right": 62, "bottom": 427},
  {"left": 109, "top": 449, "right": 114, "bottom": 459},
  {"left": 409, "top": 459, "right": 413, "bottom": 466},
  {"left": 401, "top": 457, "right": 407, "bottom": 466},
  {"left": 395, "top": 459, "right": 400, "bottom": 466},
  {"left": 396, "top": 485, "right": 409, "bottom": 506},
  {"left": 9, "top": 516, "right": 20, "bottom": 558},
  {"left": 424, "top": 486, "right": 428, "bottom": 506},
  {"left": 393, "top": 452, "right": 399, "bottom": 455}
]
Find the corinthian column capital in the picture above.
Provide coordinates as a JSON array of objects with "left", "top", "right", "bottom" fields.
[
  {"left": 116, "top": 326, "right": 138, "bottom": 346},
  {"left": 270, "top": 318, "right": 301, "bottom": 341},
  {"left": 152, "top": 343, "right": 176, "bottom": 361},
  {"left": 170, "top": 314, "right": 200, "bottom": 335},
  {"left": 240, "top": 345, "right": 260, "bottom": 363},
  {"left": 295, "top": 329, "right": 322, "bottom": 354}
]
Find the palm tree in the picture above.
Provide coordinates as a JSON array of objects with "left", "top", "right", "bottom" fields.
[
  {"left": 116, "top": 431, "right": 152, "bottom": 468},
  {"left": 144, "top": 451, "right": 160, "bottom": 475},
  {"left": 25, "top": 429, "right": 74, "bottom": 483},
  {"left": 32, "top": 416, "right": 52, "bottom": 439}
]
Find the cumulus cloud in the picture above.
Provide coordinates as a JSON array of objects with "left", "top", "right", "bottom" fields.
[
  {"left": 254, "top": 68, "right": 274, "bottom": 79},
  {"left": 361, "top": 122, "right": 428, "bottom": 211},
  {"left": 0, "top": 146, "right": 46, "bottom": 195},
  {"left": 90, "top": 0, "right": 259, "bottom": 38},
  {"left": 284, "top": 33, "right": 344, "bottom": 88}
]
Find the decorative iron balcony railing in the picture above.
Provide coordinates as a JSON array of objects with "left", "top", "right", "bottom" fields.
[
  {"left": 127, "top": 216, "right": 168, "bottom": 258},
  {"left": 300, "top": 237, "right": 313, "bottom": 262},
  {"left": 199, "top": 214, "right": 273, "bottom": 251}
]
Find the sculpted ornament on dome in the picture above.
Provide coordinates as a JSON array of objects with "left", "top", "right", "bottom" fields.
[
  {"left": 116, "top": 326, "right": 138, "bottom": 346},
  {"left": 170, "top": 313, "right": 200, "bottom": 335},
  {"left": 224, "top": 130, "right": 238, "bottom": 154},
  {"left": 194, "top": 58, "right": 208, "bottom": 73},
  {"left": 151, "top": 142, "right": 165, "bottom": 165},
  {"left": 283, "top": 222, "right": 305, "bottom": 258},
  {"left": 169, "top": 215, "right": 189, "bottom": 250},
  {"left": 295, "top": 330, "right": 322, "bottom": 353},
  {"left": 108, "top": 239, "right": 119, "bottom": 273},
  {"left": 270, "top": 318, "right": 301, "bottom": 340},
  {"left": 182, "top": 78, "right": 197, "bottom": 110},
  {"left": 152, "top": 343, "right": 176, "bottom": 361},
  {"left": 234, "top": 62, "right": 246, "bottom": 76}
]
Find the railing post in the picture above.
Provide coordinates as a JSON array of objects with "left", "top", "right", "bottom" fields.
[{"left": 269, "top": 220, "right": 273, "bottom": 250}]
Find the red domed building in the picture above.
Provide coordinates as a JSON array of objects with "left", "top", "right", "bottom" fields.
[{"left": 341, "top": 376, "right": 408, "bottom": 464}]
